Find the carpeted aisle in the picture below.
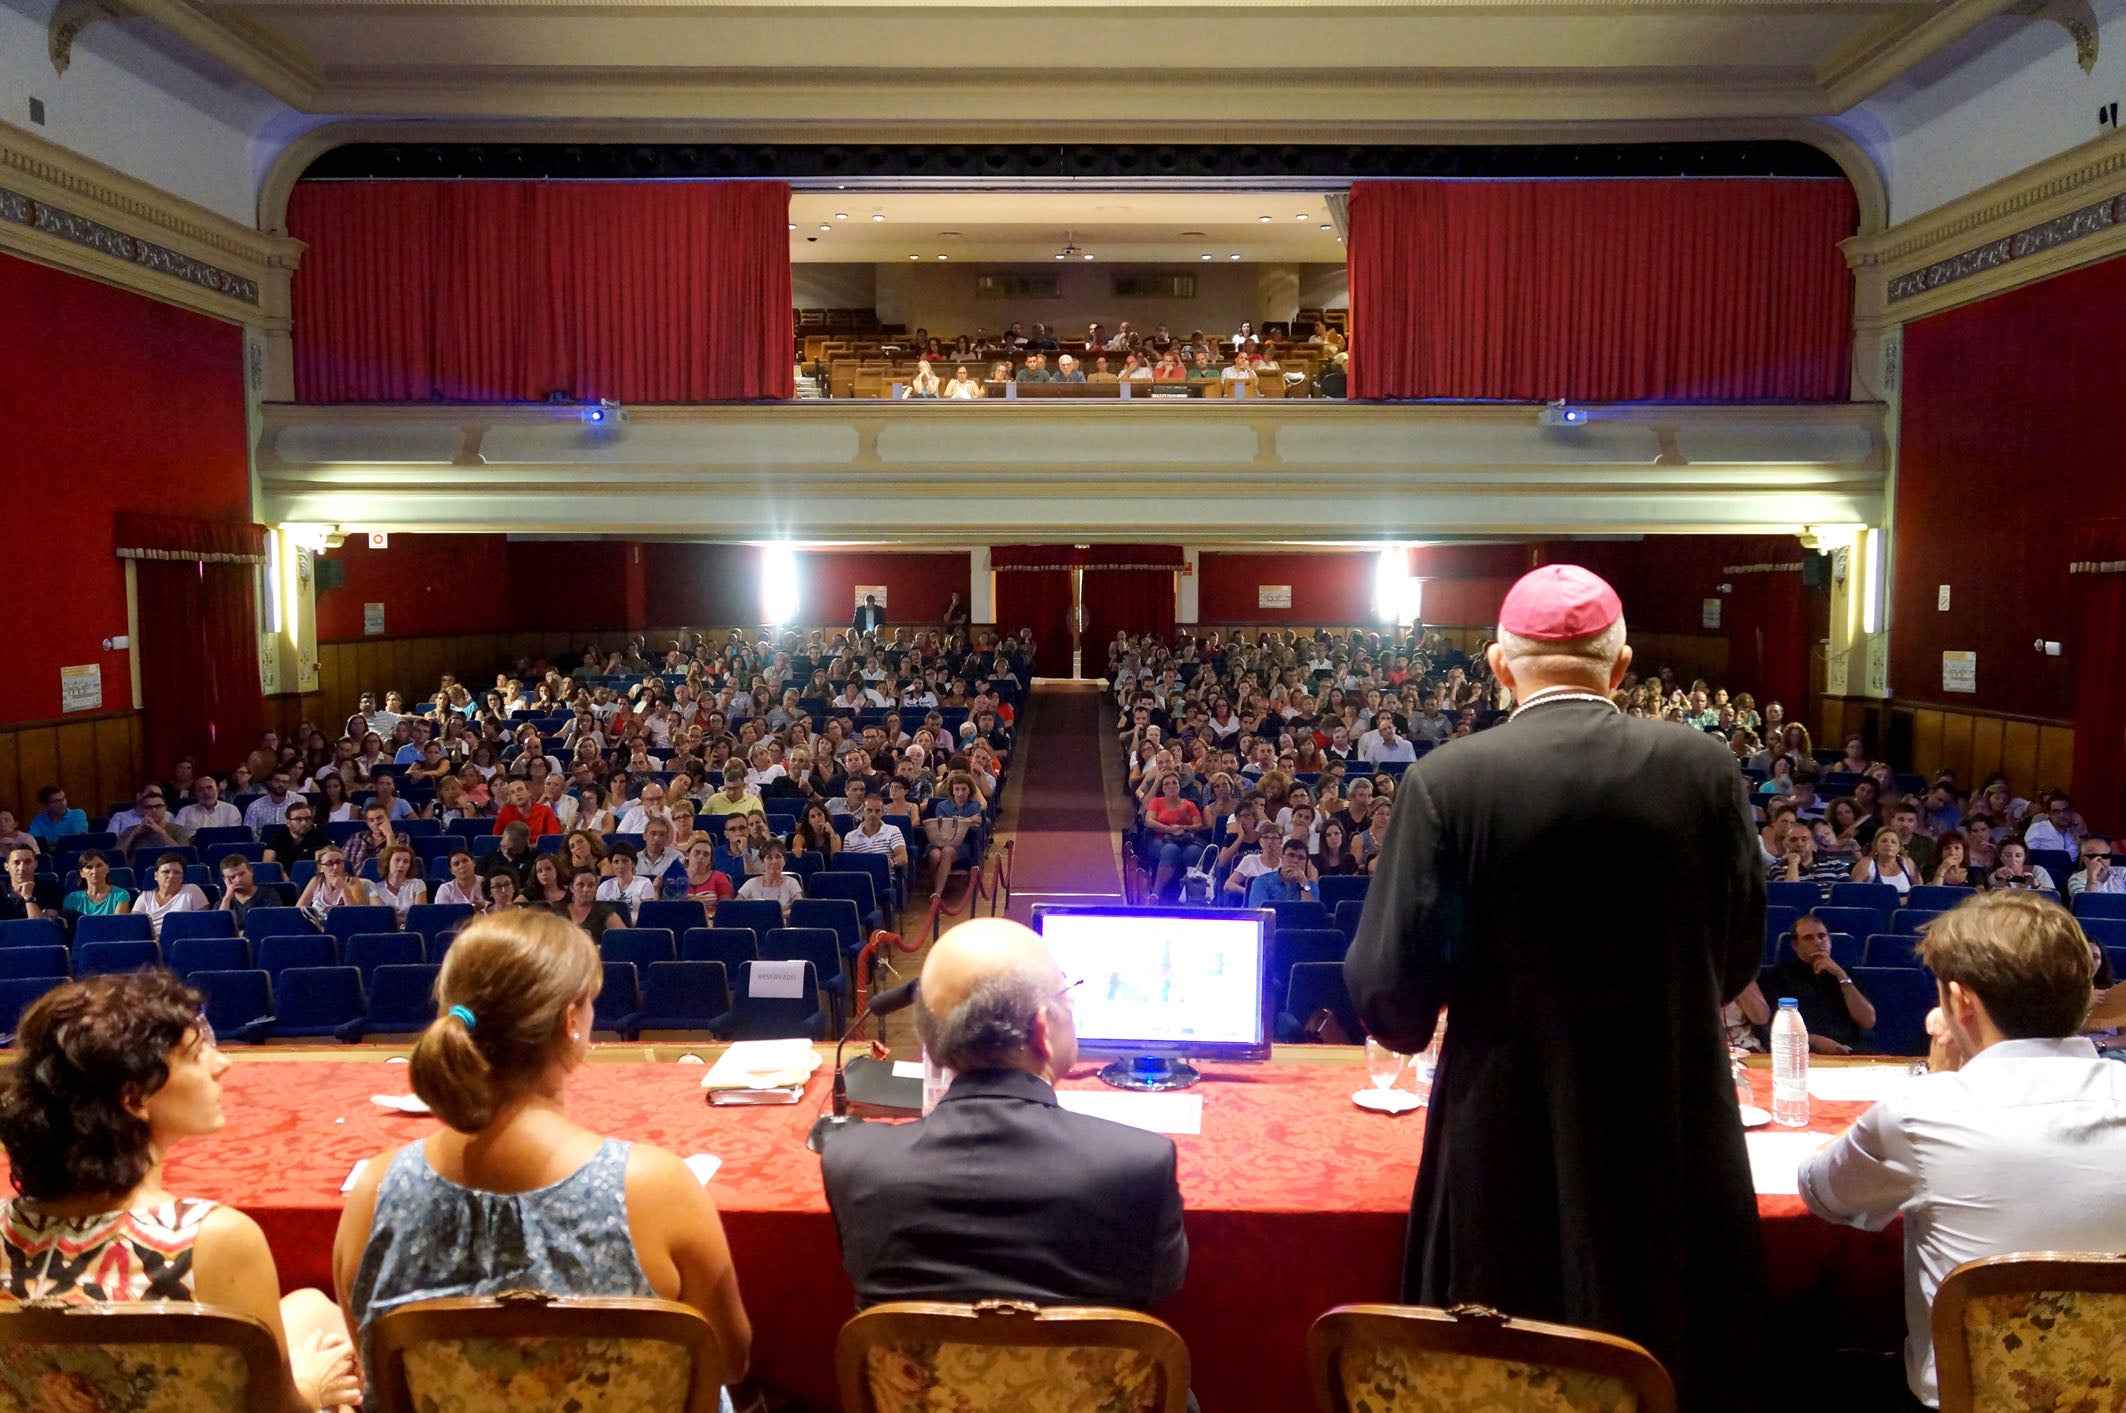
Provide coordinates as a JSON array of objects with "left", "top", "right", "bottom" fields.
[{"left": 1001, "top": 682, "right": 1126, "bottom": 922}]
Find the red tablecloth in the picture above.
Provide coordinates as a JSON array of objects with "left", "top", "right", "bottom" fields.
[{"left": 75, "top": 1057, "right": 1898, "bottom": 1412}]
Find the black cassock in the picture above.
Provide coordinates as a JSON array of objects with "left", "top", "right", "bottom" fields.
[{"left": 1347, "top": 697, "right": 1766, "bottom": 1413}]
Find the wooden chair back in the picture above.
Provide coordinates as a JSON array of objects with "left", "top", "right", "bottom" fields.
[
  {"left": 1308, "top": 1303, "right": 1676, "bottom": 1413},
  {"left": 836, "top": 1299, "right": 1191, "bottom": 1413},
  {"left": 1932, "top": 1251, "right": 2126, "bottom": 1413},
  {"left": 369, "top": 1290, "right": 729, "bottom": 1413},
  {"left": 0, "top": 1299, "right": 285, "bottom": 1413}
]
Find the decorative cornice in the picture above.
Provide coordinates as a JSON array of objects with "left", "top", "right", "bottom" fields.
[
  {"left": 1846, "top": 128, "right": 2126, "bottom": 325},
  {"left": 0, "top": 120, "right": 301, "bottom": 327}
]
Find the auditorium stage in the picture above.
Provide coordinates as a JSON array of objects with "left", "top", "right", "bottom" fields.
[{"left": 21, "top": 1052, "right": 1900, "bottom": 1412}]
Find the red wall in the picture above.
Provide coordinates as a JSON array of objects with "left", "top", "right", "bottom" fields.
[
  {"left": 1195, "top": 546, "right": 1533, "bottom": 627},
  {"left": 1892, "top": 256, "right": 2126, "bottom": 720},
  {"left": 504, "top": 541, "right": 633, "bottom": 633},
  {"left": 1, "top": 254, "right": 251, "bottom": 723},
  {"left": 316, "top": 535, "right": 512, "bottom": 641}
]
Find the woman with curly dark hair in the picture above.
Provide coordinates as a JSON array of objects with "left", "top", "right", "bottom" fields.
[{"left": 0, "top": 970, "right": 360, "bottom": 1411}]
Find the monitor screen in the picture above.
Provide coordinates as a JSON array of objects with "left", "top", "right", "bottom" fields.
[{"left": 1033, "top": 905, "right": 1271, "bottom": 1061}]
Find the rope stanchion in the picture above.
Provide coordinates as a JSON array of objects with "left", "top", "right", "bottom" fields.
[{"left": 924, "top": 840, "right": 1016, "bottom": 940}]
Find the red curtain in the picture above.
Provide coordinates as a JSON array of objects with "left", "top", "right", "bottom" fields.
[
  {"left": 1723, "top": 570, "right": 1809, "bottom": 719},
  {"left": 994, "top": 571, "right": 1076, "bottom": 676},
  {"left": 991, "top": 544, "right": 1184, "bottom": 570},
  {"left": 2071, "top": 521, "right": 2126, "bottom": 828},
  {"left": 1346, "top": 178, "right": 1856, "bottom": 402},
  {"left": 1082, "top": 568, "right": 1177, "bottom": 647},
  {"left": 288, "top": 180, "right": 794, "bottom": 403},
  {"left": 135, "top": 558, "right": 264, "bottom": 776}
]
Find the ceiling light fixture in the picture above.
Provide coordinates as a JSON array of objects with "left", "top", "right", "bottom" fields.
[
  {"left": 871, "top": 214, "right": 885, "bottom": 222},
  {"left": 787, "top": 222, "right": 797, "bottom": 231},
  {"left": 1229, "top": 253, "right": 1242, "bottom": 260},
  {"left": 1295, "top": 213, "right": 1309, "bottom": 220},
  {"left": 1258, "top": 216, "right": 1272, "bottom": 223},
  {"left": 937, "top": 254, "right": 948, "bottom": 260},
  {"left": 818, "top": 224, "right": 830, "bottom": 231},
  {"left": 1200, "top": 254, "right": 1212, "bottom": 261},
  {"left": 1054, "top": 228, "right": 1086, "bottom": 261},
  {"left": 909, "top": 254, "right": 919, "bottom": 260},
  {"left": 834, "top": 212, "right": 847, "bottom": 220},
  {"left": 1321, "top": 224, "right": 1333, "bottom": 231}
]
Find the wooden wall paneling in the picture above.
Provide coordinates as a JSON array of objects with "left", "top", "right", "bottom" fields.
[
  {"left": 2001, "top": 720, "right": 2041, "bottom": 796},
  {"left": 2037, "top": 725, "right": 2076, "bottom": 796},
  {"left": 1968, "top": 714, "right": 2005, "bottom": 787},
  {"left": 1912, "top": 709, "right": 1945, "bottom": 777},
  {"left": 1940, "top": 712, "right": 1975, "bottom": 786},
  {"left": 0, "top": 729, "right": 20, "bottom": 818},
  {"left": 16, "top": 728, "right": 60, "bottom": 814},
  {"left": 94, "top": 715, "right": 139, "bottom": 807}
]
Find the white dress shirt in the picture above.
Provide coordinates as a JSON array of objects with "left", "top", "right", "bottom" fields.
[
  {"left": 176, "top": 801, "right": 242, "bottom": 831},
  {"left": 1798, "top": 1037, "right": 2126, "bottom": 1405},
  {"left": 244, "top": 794, "right": 294, "bottom": 831},
  {"left": 616, "top": 805, "right": 669, "bottom": 835},
  {"left": 2022, "top": 818, "right": 2075, "bottom": 855}
]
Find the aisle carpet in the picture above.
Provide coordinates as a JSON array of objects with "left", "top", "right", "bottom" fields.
[{"left": 1002, "top": 682, "right": 1124, "bottom": 920}]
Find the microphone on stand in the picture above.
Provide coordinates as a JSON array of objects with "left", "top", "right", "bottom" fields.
[{"left": 807, "top": 977, "right": 921, "bottom": 1153}]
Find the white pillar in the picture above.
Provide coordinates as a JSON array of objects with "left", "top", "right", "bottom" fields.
[
  {"left": 1178, "top": 547, "right": 1201, "bottom": 624},
  {"left": 969, "top": 547, "right": 994, "bottom": 625}
]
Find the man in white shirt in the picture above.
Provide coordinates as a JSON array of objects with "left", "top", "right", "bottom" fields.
[
  {"left": 244, "top": 770, "right": 297, "bottom": 832},
  {"left": 2069, "top": 837, "right": 2126, "bottom": 896},
  {"left": 1799, "top": 892, "right": 2126, "bottom": 1409},
  {"left": 540, "top": 773, "right": 578, "bottom": 829},
  {"left": 175, "top": 778, "right": 242, "bottom": 832},
  {"left": 1358, "top": 718, "right": 1417, "bottom": 766},
  {"left": 842, "top": 797, "right": 907, "bottom": 871},
  {"left": 636, "top": 817, "right": 687, "bottom": 899},
  {"left": 367, "top": 691, "right": 404, "bottom": 739},
  {"left": 2021, "top": 793, "right": 2081, "bottom": 857},
  {"left": 617, "top": 782, "right": 671, "bottom": 836}
]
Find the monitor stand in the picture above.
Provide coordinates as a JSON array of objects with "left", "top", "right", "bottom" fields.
[{"left": 1099, "top": 1056, "right": 1200, "bottom": 1091}]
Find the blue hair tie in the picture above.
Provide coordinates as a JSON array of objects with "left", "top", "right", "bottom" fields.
[{"left": 448, "top": 1004, "right": 477, "bottom": 1031}]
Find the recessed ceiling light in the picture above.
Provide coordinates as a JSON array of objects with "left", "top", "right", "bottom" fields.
[
  {"left": 1321, "top": 224, "right": 1333, "bottom": 231},
  {"left": 909, "top": 254, "right": 919, "bottom": 260},
  {"left": 818, "top": 224, "right": 830, "bottom": 231},
  {"left": 834, "top": 212, "right": 847, "bottom": 220},
  {"left": 1229, "top": 253, "right": 1242, "bottom": 260},
  {"left": 1083, "top": 254, "right": 1094, "bottom": 260},
  {"left": 1200, "top": 254, "right": 1212, "bottom": 261},
  {"left": 937, "top": 254, "right": 947, "bottom": 260},
  {"left": 871, "top": 214, "right": 885, "bottom": 222},
  {"left": 1295, "top": 213, "right": 1309, "bottom": 221},
  {"left": 788, "top": 222, "right": 797, "bottom": 231},
  {"left": 1054, "top": 253, "right": 1065, "bottom": 260},
  {"left": 1180, "top": 231, "right": 1207, "bottom": 239},
  {"left": 1258, "top": 216, "right": 1272, "bottom": 223}
]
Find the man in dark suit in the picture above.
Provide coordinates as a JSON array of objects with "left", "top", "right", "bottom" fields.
[
  {"left": 1348, "top": 565, "right": 1765, "bottom": 1413},
  {"left": 820, "top": 917, "right": 1188, "bottom": 1310},
  {"left": 853, "top": 594, "right": 886, "bottom": 635}
]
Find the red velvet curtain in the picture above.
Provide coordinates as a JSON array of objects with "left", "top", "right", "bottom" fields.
[
  {"left": 135, "top": 558, "right": 264, "bottom": 776},
  {"left": 994, "top": 571, "right": 1076, "bottom": 675},
  {"left": 2071, "top": 521, "right": 2126, "bottom": 829},
  {"left": 288, "top": 180, "right": 794, "bottom": 402},
  {"left": 991, "top": 544, "right": 1184, "bottom": 570},
  {"left": 1082, "top": 568, "right": 1177, "bottom": 647},
  {"left": 1347, "top": 178, "right": 1856, "bottom": 402},
  {"left": 1723, "top": 568, "right": 1809, "bottom": 720}
]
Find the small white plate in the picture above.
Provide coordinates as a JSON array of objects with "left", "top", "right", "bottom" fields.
[
  {"left": 1738, "top": 1104, "right": 1771, "bottom": 1129},
  {"left": 370, "top": 1093, "right": 433, "bottom": 1115},
  {"left": 1354, "top": 1089, "right": 1422, "bottom": 1115}
]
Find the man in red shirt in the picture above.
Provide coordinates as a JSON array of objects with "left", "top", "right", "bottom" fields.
[{"left": 493, "top": 777, "right": 562, "bottom": 840}]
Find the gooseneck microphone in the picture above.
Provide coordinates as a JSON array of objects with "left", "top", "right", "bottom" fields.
[{"left": 807, "top": 977, "right": 921, "bottom": 1153}]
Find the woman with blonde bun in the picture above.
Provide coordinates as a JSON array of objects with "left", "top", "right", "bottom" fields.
[{"left": 333, "top": 909, "right": 751, "bottom": 1410}]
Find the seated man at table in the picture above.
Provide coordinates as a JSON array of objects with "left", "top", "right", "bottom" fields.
[
  {"left": 1760, "top": 912, "right": 1877, "bottom": 1054},
  {"left": 1799, "top": 891, "right": 2126, "bottom": 1409},
  {"left": 820, "top": 917, "right": 1188, "bottom": 1310}
]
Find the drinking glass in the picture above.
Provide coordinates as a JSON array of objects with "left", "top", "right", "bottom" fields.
[{"left": 1364, "top": 1037, "right": 1408, "bottom": 1092}]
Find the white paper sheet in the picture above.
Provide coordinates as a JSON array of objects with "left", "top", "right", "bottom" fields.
[
  {"left": 891, "top": 1061, "right": 926, "bottom": 1080},
  {"left": 749, "top": 959, "right": 806, "bottom": 999},
  {"left": 1807, "top": 1066, "right": 1917, "bottom": 1102},
  {"left": 1745, "top": 1130, "right": 1832, "bottom": 1195},
  {"left": 341, "top": 1159, "right": 370, "bottom": 1194},
  {"left": 369, "top": 1093, "right": 432, "bottom": 1115},
  {"left": 684, "top": 1154, "right": 722, "bottom": 1185},
  {"left": 1057, "top": 1090, "right": 1204, "bottom": 1136}
]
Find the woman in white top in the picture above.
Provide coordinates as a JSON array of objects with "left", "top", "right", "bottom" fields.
[
  {"left": 296, "top": 847, "right": 371, "bottom": 920},
  {"left": 1849, "top": 828, "right": 1919, "bottom": 894},
  {"left": 943, "top": 366, "right": 983, "bottom": 400},
  {"left": 1221, "top": 353, "right": 1258, "bottom": 392},
  {"left": 370, "top": 844, "right": 429, "bottom": 924},
  {"left": 594, "top": 848, "right": 656, "bottom": 925},
  {"left": 1230, "top": 320, "right": 1255, "bottom": 350},
  {"left": 434, "top": 850, "right": 486, "bottom": 911},
  {"left": 318, "top": 773, "right": 358, "bottom": 824},
  {"left": 127, "top": 853, "right": 208, "bottom": 940},
  {"left": 904, "top": 359, "right": 941, "bottom": 398},
  {"left": 735, "top": 842, "right": 805, "bottom": 922}
]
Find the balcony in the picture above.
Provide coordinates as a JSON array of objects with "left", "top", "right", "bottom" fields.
[{"left": 256, "top": 398, "right": 1888, "bottom": 543}]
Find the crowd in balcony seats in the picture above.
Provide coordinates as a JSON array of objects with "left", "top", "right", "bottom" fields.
[
  {"left": 1, "top": 625, "right": 1032, "bottom": 1047},
  {"left": 1108, "top": 625, "right": 2118, "bottom": 1058}
]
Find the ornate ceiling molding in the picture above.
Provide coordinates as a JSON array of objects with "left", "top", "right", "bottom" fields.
[{"left": 0, "top": 120, "right": 301, "bottom": 327}]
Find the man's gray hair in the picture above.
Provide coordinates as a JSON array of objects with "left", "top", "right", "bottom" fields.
[
  {"left": 914, "top": 956, "right": 1057, "bottom": 1072},
  {"left": 1495, "top": 615, "right": 1628, "bottom": 671}
]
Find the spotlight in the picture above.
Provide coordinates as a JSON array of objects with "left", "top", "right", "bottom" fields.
[
  {"left": 909, "top": 254, "right": 919, "bottom": 260},
  {"left": 834, "top": 212, "right": 848, "bottom": 220},
  {"left": 1537, "top": 400, "right": 1588, "bottom": 427},
  {"left": 818, "top": 224, "right": 830, "bottom": 231},
  {"left": 1201, "top": 253, "right": 1212, "bottom": 261},
  {"left": 1229, "top": 253, "right": 1241, "bottom": 260},
  {"left": 936, "top": 254, "right": 947, "bottom": 260},
  {"left": 1320, "top": 224, "right": 1333, "bottom": 231},
  {"left": 1258, "top": 216, "right": 1272, "bottom": 223},
  {"left": 871, "top": 213, "right": 885, "bottom": 222},
  {"left": 788, "top": 222, "right": 797, "bottom": 231},
  {"left": 1295, "top": 213, "right": 1308, "bottom": 220},
  {"left": 1083, "top": 253, "right": 1094, "bottom": 260}
]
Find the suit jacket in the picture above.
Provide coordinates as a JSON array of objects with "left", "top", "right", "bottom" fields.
[
  {"left": 853, "top": 605, "right": 886, "bottom": 634},
  {"left": 1347, "top": 698, "right": 1766, "bottom": 1413},
  {"left": 820, "top": 1068, "right": 1188, "bottom": 1310}
]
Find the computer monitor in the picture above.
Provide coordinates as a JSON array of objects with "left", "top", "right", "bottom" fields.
[{"left": 1033, "top": 904, "right": 1272, "bottom": 1090}]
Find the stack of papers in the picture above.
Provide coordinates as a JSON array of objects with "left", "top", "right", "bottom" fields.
[{"left": 702, "top": 1039, "right": 823, "bottom": 1106}]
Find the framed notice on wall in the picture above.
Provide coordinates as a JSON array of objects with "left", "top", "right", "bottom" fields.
[
  {"left": 1702, "top": 598, "right": 1722, "bottom": 629},
  {"left": 60, "top": 664, "right": 101, "bottom": 714},
  {"left": 364, "top": 602, "right": 385, "bottom": 636},
  {"left": 1258, "top": 585, "right": 1292, "bottom": 609},
  {"left": 1941, "top": 651, "right": 1977, "bottom": 694}
]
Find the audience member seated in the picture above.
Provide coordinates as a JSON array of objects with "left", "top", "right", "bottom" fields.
[
  {"left": 336, "top": 910, "right": 751, "bottom": 1408},
  {"left": 820, "top": 918, "right": 1187, "bottom": 1309},
  {"left": 1759, "top": 912, "right": 1877, "bottom": 1055},
  {"left": 737, "top": 840, "right": 804, "bottom": 919},
  {"left": 296, "top": 845, "right": 370, "bottom": 922},
  {"left": 62, "top": 849, "right": 132, "bottom": 923},
  {"left": 2070, "top": 836, "right": 2124, "bottom": 896},
  {"left": 130, "top": 851, "right": 209, "bottom": 938},
  {"left": 0, "top": 971, "right": 362, "bottom": 1412},
  {"left": 1800, "top": 892, "right": 2126, "bottom": 1409},
  {"left": 29, "top": 785, "right": 88, "bottom": 846}
]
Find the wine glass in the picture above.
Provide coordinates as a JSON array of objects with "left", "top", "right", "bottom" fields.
[{"left": 1364, "top": 1037, "right": 1408, "bottom": 1092}]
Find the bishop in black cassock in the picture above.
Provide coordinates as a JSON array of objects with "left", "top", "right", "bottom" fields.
[{"left": 1347, "top": 565, "right": 1766, "bottom": 1413}]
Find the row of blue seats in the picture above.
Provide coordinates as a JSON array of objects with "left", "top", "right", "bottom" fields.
[{"left": 1766, "top": 879, "right": 2119, "bottom": 925}]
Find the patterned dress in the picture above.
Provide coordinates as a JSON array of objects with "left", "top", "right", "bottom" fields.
[{"left": 0, "top": 1198, "right": 217, "bottom": 1302}]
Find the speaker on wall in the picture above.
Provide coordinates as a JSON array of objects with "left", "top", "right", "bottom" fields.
[{"left": 314, "top": 558, "right": 346, "bottom": 593}]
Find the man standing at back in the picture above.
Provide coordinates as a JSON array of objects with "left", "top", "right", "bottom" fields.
[
  {"left": 820, "top": 917, "right": 1187, "bottom": 1310},
  {"left": 1347, "top": 565, "right": 1765, "bottom": 1413}
]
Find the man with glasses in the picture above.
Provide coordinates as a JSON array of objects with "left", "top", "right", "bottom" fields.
[
  {"left": 820, "top": 917, "right": 1188, "bottom": 1312},
  {"left": 263, "top": 803, "right": 326, "bottom": 867},
  {"left": 2022, "top": 792, "right": 2084, "bottom": 857},
  {"left": 2070, "top": 837, "right": 2126, "bottom": 897},
  {"left": 114, "top": 791, "right": 189, "bottom": 855}
]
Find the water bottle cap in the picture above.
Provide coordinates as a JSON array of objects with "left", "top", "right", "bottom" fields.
[{"left": 1777, "top": 997, "right": 1800, "bottom": 1008}]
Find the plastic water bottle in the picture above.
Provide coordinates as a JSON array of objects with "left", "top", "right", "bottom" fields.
[{"left": 1770, "top": 998, "right": 1810, "bottom": 1128}]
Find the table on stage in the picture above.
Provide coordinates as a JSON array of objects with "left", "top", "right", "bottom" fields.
[{"left": 68, "top": 1055, "right": 1903, "bottom": 1413}]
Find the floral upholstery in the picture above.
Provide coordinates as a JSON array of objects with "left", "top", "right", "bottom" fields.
[
  {"left": 1334, "top": 1345, "right": 1641, "bottom": 1413},
  {"left": 865, "top": 1340, "right": 1165, "bottom": 1413},
  {"left": 1960, "top": 1289, "right": 2126, "bottom": 1410},
  {"left": 399, "top": 1335, "right": 695, "bottom": 1412},
  {"left": 0, "top": 1341, "right": 253, "bottom": 1413}
]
